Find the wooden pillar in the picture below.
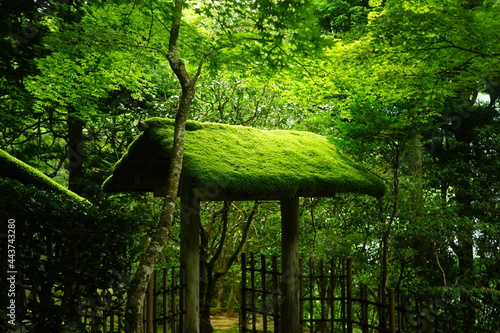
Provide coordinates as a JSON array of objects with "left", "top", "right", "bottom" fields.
[
  {"left": 347, "top": 258, "right": 353, "bottom": 333},
  {"left": 388, "top": 288, "right": 396, "bottom": 333},
  {"left": 280, "top": 197, "right": 300, "bottom": 333},
  {"left": 181, "top": 189, "right": 201, "bottom": 333}
]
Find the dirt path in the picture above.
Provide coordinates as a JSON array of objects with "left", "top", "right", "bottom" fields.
[
  {"left": 211, "top": 314, "right": 275, "bottom": 332},
  {"left": 211, "top": 315, "right": 239, "bottom": 330}
]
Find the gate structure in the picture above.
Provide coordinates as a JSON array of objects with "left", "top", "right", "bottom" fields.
[
  {"left": 240, "top": 253, "right": 500, "bottom": 333},
  {"left": 103, "top": 118, "right": 385, "bottom": 333},
  {"left": 241, "top": 253, "right": 406, "bottom": 333},
  {"left": 241, "top": 253, "right": 355, "bottom": 333},
  {"left": 95, "top": 254, "right": 498, "bottom": 333}
]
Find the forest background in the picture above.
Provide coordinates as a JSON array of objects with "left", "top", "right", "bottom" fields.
[{"left": 1, "top": 0, "right": 499, "bottom": 332}]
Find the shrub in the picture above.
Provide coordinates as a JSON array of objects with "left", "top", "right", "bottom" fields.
[{"left": 0, "top": 177, "right": 142, "bottom": 332}]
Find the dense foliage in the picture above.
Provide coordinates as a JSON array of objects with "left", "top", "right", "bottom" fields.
[
  {"left": 0, "top": 178, "right": 144, "bottom": 332},
  {"left": 1, "top": 0, "right": 499, "bottom": 332}
]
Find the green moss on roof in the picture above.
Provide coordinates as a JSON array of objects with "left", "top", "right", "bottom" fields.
[
  {"left": 103, "top": 118, "right": 385, "bottom": 198},
  {"left": 0, "top": 149, "right": 89, "bottom": 203}
]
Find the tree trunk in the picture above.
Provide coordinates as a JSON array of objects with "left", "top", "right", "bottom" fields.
[
  {"left": 226, "top": 270, "right": 239, "bottom": 317},
  {"left": 67, "top": 109, "right": 85, "bottom": 195},
  {"left": 125, "top": 1, "right": 198, "bottom": 332},
  {"left": 408, "top": 133, "right": 429, "bottom": 283},
  {"left": 125, "top": 86, "right": 193, "bottom": 333},
  {"left": 199, "top": 273, "right": 215, "bottom": 333},
  {"left": 404, "top": 133, "right": 433, "bottom": 332},
  {"left": 455, "top": 189, "right": 475, "bottom": 333},
  {"left": 199, "top": 201, "right": 257, "bottom": 332},
  {"left": 216, "top": 278, "right": 225, "bottom": 309}
]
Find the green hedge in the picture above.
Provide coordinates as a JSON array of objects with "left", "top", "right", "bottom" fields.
[{"left": 0, "top": 178, "right": 141, "bottom": 332}]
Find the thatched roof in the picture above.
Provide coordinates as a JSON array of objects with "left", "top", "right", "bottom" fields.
[
  {"left": 103, "top": 118, "right": 385, "bottom": 200},
  {"left": 0, "top": 149, "right": 88, "bottom": 202}
]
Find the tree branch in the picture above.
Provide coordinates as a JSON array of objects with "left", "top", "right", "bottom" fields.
[
  {"left": 216, "top": 201, "right": 259, "bottom": 279},
  {"left": 209, "top": 201, "right": 230, "bottom": 267},
  {"left": 194, "top": 42, "right": 234, "bottom": 82},
  {"left": 167, "top": 0, "right": 191, "bottom": 91}
]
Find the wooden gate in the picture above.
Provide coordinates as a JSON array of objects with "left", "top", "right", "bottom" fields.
[
  {"left": 241, "top": 253, "right": 401, "bottom": 333},
  {"left": 240, "top": 253, "right": 355, "bottom": 333}
]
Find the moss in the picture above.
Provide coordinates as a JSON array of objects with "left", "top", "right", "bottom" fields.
[
  {"left": 104, "top": 118, "right": 385, "bottom": 198},
  {"left": 0, "top": 149, "right": 89, "bottom": 203}
]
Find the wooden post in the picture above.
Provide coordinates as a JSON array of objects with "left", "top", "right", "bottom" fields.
[
  {"left": 147, "top": 276, "right": 154, "bottom": 333},
  {"left": 171, "top": 268, "right": 177, "bottom": 333},
  {"left": 347, "top": 258, "right": 353, "bottom": 333},
  {"left": 281, "top": 197, "right": 300, "bottom": 333},
  {"left": 251, "top": 253, "right": 257, "bottom": 332},
  {"left": 272, "top": 256, "right": 280, "bottom": 332},
  {"left": 110, "top": 312, "right": 115, "bottom": 333},
  {"left": 361, "top": 285, "right": 368, "bottom": 333},
  {"left": 309, "top": 258, "right": 314, "bottom": 330},
  {"left": 153, "top": 271, "right": 158, "bottom": 333},
  {"left": 261, "top": 254, "right": 268, "bottom": 332},
  {"left": 163, "top": 269, "right": 168, "bottom": 333},
  {"left": 389, "top": 288, "right": 396, "bottom": 333},
  {"left": 240, "top": 253, "right": 247, "bottom": 333},
  {"left": 299, "top": 258, "right": 304, "bottom": 333},
  {"left": 181, "top": 189, "right": 201, "bottom": 333}
]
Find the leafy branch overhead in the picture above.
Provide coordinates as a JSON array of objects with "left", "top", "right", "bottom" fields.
[{"left": 1, "top": 0, "right": 499, "bottom": 332}]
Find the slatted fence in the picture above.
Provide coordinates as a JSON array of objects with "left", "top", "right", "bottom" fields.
[
  {"left": 14, "top": 256, "right": 499, "bottom": 332},
  {"left": 96, "top": 265, "right": 184, "bottom": 333},
  {"left": 240, "top": 253, "right": 356, "bottom": 333},
  {"left": 240, "top": 253, "right": 500, "bottom": 333}
]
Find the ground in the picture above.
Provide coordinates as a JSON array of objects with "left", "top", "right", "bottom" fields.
[
  {"left": 212, "top": 314, "right": 239, "bottom": 332},
  {"left": 211, "top": 314, "right": 275, "bottom": 332}
]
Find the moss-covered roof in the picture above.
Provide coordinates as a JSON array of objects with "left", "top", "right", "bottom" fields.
[
  {"left": 0, "top": 149, "right": 88, "bottom": 202},
  {"left": 103, "top": 118, "right": 385, "bottom": 200}
]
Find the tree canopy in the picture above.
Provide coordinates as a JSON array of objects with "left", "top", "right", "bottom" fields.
[{"left": 1, "top": 0, "right": 499, "bottom": 332}]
